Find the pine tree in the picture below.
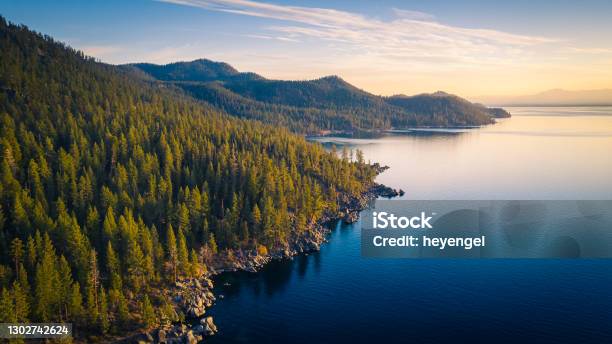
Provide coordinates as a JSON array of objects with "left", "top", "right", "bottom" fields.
[
  {"left": 251, "top": 204, "right": 261, "bottom": 231},
  {"left": 356, "top": 149, "right": 365, "bottom": 164},
  {"left": 86, "top": 281, "right": 99, "bottom": 327},
  {"left": 208, "top": 233, "right": 218, "bottom": 255},
  {"left": 16, "top": 263, "right": 30, "bottom": 301},
  {"left": 98, "top": 287, "right": 109, "bottom": 334},
  {"left": 177, "top": 229, "right": 189, "bottom": 276},
  {"left": 141, "top": 295, "right": 156, "bottom": 329},
  {"left": 12, "top": 281, "right": 29, "bottom": 322},
  {"left": 166, "top": 225, "right": 177, "bottom": 282},
  {"left": 102, "top": 207, "right": 117, "bottom": 243},
  {"left": 57, "top": 255, "right": 73, "bottom": 320},
  {"left": 34, "top": 235, "right": 59, "bottom": 322},
  {"left": 105, "top": 241, "right": 122, "bottom": 290},
  {"left": 86, "top": 249, "right": 100, "bottom": 326},
  {"left": 9, "top": 238, "right": 24, "bottom": 274},
  {"left": 12, "top": 197, "right": 31, "bottom": 233},
  {"left": 177, "top": 203, "right": 190, "bottom": 233},
  {"left": 189, "top": 249, "right": 200, "bottom": 277},
  {"left": 201, "top": 188, "right": 210, "bottom": 220},
  {"left": 200, "top": 218, "right": 209, "bottom": 245},
  {"left": 25, "top": 236, "right": 37, "bottom": 270},
  {"left": 0, "top": 288, "right": 15, "bottom": 322},
  {"left": 86, "top": 206, "right": 100, "bottom": 242},
  {"left": 113, "top": 289, "right": 129, "bottom": 326},
  {"left": 126, "top": 239, "right": 145, "bottom": 291},
  {"left": 69, "top": 282, "right": 84, "bottom": 320}
]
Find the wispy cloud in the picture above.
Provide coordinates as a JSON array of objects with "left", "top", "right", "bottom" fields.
[
  {"left": 159, "top": 0, "right": 557, "bottom": 64},
  {"left": 243, "top": 34, "right": 299, "bottom": 42},
  {"left": 391, "top": 8, "right": 435, "bottom": 21},
  {"left": 567, "top": 47, "right": 612, "bottom": 54},
  {"left": 151, "top": 0, "right": 612, "bottom": 96}
]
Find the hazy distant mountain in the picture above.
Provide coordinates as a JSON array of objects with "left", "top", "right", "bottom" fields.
[
  {"left": 128, "top": 60, "right": 509, "bottom": 134},
  {"left": 475, "top": 89, "right": 612, "bottom": 106}
]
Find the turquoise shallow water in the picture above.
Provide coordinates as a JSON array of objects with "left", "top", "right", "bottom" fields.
[{"left": 208, "top": 107, "right": 612, "bottom": 343}]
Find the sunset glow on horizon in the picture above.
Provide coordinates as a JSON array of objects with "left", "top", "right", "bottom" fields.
[{"left": 3, "top": 0, "right": 612, "bottom": 99}]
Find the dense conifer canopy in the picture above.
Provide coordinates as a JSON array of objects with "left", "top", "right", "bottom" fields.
[{"left": 0, "top": 17, "right": 376, "bottom": 336}]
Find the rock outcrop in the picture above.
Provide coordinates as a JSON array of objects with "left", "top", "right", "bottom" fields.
[{"left": 127, "top": 276, "right": 218, "bottom": 343}]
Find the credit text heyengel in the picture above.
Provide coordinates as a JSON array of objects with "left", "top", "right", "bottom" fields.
[{"left": 370, "top": 211, "right": 485, "bottom": 250}]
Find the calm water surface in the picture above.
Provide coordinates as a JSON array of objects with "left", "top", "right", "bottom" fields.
[{"left": 208, "top": 107, "right": 612, "bottom": 344}]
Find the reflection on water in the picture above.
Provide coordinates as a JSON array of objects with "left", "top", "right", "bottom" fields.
[
  {"left": 208, "top": 107, "right": 612, "bottom": 344},
  {"left": 313, "top": 107, "right": 612, "bottom": 199}
]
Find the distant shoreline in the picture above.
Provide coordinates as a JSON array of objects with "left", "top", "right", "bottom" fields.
[
  {"left": 307, "top": 124, "right": 493, "bottom": 139},
  {"left": 490, "top": 103, "right": 612, "bottom": 107}
]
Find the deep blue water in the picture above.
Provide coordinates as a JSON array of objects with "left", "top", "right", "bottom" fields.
[
  {"left": 208, "top": 221, "right": 612, "bottom": 343},
  {"left": 208, "top": 108, "right": 612, "bottom": 343}
]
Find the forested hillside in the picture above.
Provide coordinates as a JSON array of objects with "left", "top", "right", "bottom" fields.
[
  {"left": 128, "top": 59, "right": 263, "bottom": 83},
  {"left": 386, "top": 92, "right": 511, "bottom": 126},
  {"left": 130, "top": 60, "right": 510, "bottom": 134},
  {"left": 178, "top": 81, "right": 369, "bottom": 133},
  {"left": 0, "top": 17, "right": 377, "bottom": 338}
]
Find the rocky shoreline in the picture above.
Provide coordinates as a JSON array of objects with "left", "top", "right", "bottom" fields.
[
  {"left": 206, "top": 180, "right": 403, "bottom": 274},
  {"left": 127, "top": 170, "right": 400, "bottom": 344}
]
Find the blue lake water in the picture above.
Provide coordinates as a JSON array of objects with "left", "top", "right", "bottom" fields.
[{"left": 208, "top": 107, "right": 612, "bottom": 343}]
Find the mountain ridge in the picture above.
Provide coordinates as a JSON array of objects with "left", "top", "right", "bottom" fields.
[
  {"left": 126, "top": 59, "right": 510, "bottom": 134},
  {"left": 129, "top": 58, "right": 264, "bottom": 83}
]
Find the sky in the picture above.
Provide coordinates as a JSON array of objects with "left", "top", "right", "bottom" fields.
[{"left": 2, "top": 0, "right": 612, "bottom": 98}]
